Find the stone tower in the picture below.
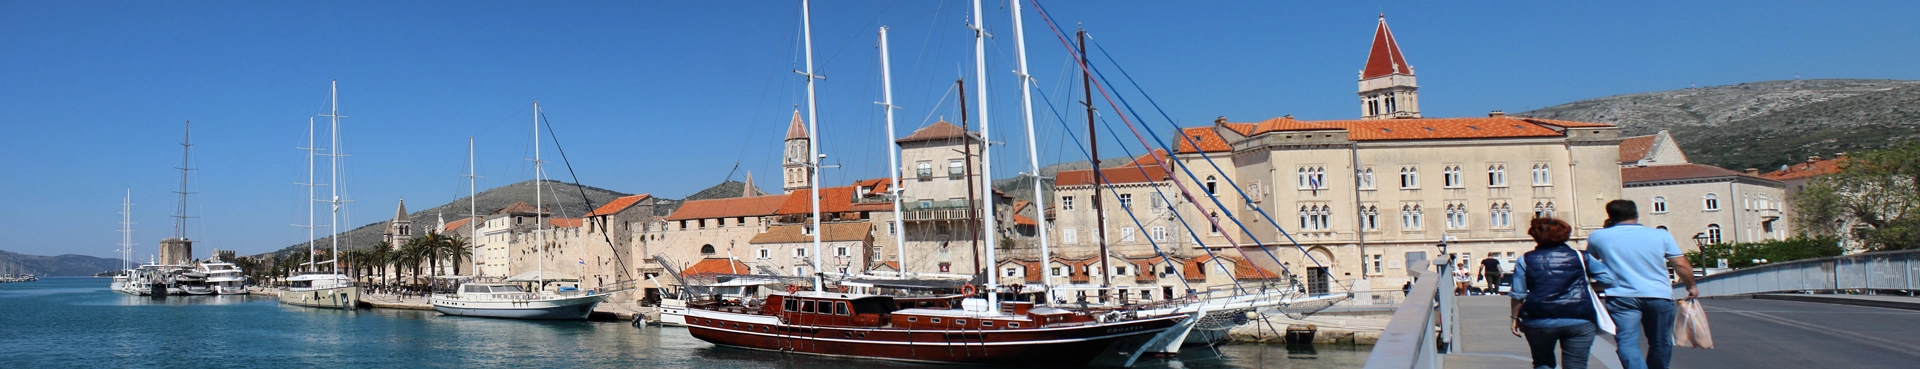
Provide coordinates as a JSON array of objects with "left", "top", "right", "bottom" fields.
[
  {"left": 383, "top": 198, "right": 413, "bottom": 247},
  {"left": 782, "top": 110, "right": 814, "bottom": 193},
  {"left": 1359, "top": 15, "right": 1421, "bottom": 120}
]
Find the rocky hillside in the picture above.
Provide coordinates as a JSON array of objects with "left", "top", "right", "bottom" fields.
[
  {"left": 260, "top": 179, "right": 633, "bottom": 257},
  {"left": 0, "top": 250, "right": 126, "bottom": 276},
  {"left": 1521, "top": 79, "right": 1920, "bottom": 171}
]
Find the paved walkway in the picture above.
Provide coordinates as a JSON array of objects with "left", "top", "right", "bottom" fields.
[
  {"left": 1753, "top": 293, "right": 1920, "bottom": 311},
  {"left": 1446, "top": 295, "right": 1622, "bottom": 369},
  {"left": 1670, "top": 297, "right": 1920, "bottom": 368}
]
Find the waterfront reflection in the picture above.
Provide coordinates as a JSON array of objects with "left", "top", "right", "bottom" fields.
[{"left": 2, "top": 278, "right": 1370, "bottom": 368}]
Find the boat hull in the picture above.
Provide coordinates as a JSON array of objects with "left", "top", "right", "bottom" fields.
[
  {"left": 657, "top": 298, "right": 688, "bottom": 326},
  {"left": 280, "top": 286, "right": 361, "bottom": 309},
  {"left": 430, "top": 294, "right": 607, "bottom": 320},
  {"left": 684, "top": 309, "right": 1182, "bottom": 366}
]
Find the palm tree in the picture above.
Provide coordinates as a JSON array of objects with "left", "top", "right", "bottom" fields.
[
  {"left": 442, "top": 236, "right": 473, "bottom": 276},
  {"left": 372, "top": 241, "right": 393, "bottom": 284},
  {"left": 417, "top": 232, "right": 445, "bottom": 279},
  {"left": 399, "top": 238, "right": 431, "bottom": 286}
]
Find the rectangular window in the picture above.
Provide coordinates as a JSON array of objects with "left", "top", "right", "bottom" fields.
[
  {"left": 1121, "top": 227, "right": 1136, "bottom": 242},
  {"left": 948, "top": 160, "right": 965, "bottom": 177},
  {"left": 916, "top": 161, "right": 933, "bottom": 179},
  {"left": 784, "top": 299, "right": 798, "bottom": 311},
  {"left": 1119, "top": 193, "right": 1133, "bottom": 209},
  {"left": 795, "top": 248, "right": 808, "bottom": 257},
  {"left": 1004, "top": 267, "right": 1018, "bottom": 277},
  {"left": 1150, "top": 226, "right": 1167, "bottom": 242},
  {"left": 1061, "top": 196, "right": 1075, "bottom": 211},
  {"left": 1371, "top": 254, "right": 1383, "bottom": 274},
  {"left": 1114, "top": 266, "right": 1128, "bottom": 276},
  {"left": 836, "top": 302, "right": 849, "bottom": 315},
  {"left": 1063, "top": 228, "right": 1077, "bottom": 243},
  {"left": 888, "top": 222, "right": 897, "bottom": 235},
  {"left": 802, "top": 300, "right": 816, "bottom": 313},
  {"left": 758, "top": 249, "right": 770, "bottom": 259},
  {"left": 1151, "top": 194, "right": 1168, "bottom": 214},
  {"left": 835, "top": 246, "right": 848, "bottom": 257}
]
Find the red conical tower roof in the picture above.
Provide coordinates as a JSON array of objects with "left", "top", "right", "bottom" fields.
[
  {"left": 1362, "top": 15, "right": 1412, "bottom": 79},
  {"left": 785, "top": 110, "right": 808, "bottom": 140}
]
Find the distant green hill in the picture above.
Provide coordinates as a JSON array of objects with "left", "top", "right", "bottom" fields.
[
  {"left": 0, "top": 250, "right": 126, "bottom": 276},
  {"left": 258, "top": 179, "right": 631, "bottom": 258},
  {"left": 1521, "top": 79, "right": 1920, "bottom": 171}
]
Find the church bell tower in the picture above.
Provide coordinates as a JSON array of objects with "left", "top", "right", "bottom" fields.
[{"left": 1359, "top": 15, "right": 1421, "bottom": 120}]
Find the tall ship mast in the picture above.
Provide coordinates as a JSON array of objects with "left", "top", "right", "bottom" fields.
[{"left": 280, "top": 80, "right": 362, "bottom": 309}]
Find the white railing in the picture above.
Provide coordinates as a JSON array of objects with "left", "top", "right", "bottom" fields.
[
  {"left": 1682, "top": 250, "right": 1920, "bottom": 297},
  {"left": 1364, "top": 259, "right": 1454, "bottom": 369}
]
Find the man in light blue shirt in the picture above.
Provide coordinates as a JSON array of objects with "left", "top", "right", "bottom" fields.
[{"left": 1586, "top": 200, "right": 1698, "bottom": 369}]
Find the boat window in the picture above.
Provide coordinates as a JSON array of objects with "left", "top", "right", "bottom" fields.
[
  {"left": 465, "top": 285, "right": 488, "bottom": 294},
  {"left": 930, "top": 318, "right": 941, "bottom": 324},
  {"left": 956, "top": 319, "right": 966, "bottom": 325},
  {"left": 982, "top": 321, "right": 993, "bottom": 327},
  {"left": 784, "top": 299, "right": 799, "bottom": 312},
  {"left": 835, "top": 302, "right": 849, "bottom": 315},
  {"left": 802, "top": 300, "right": 816, "bottom": 313},
  {"left": 907, "top": 317, "right": 917, "bottom": 322},
  {"left": 1009, "top": 322, "right": 1021, "bottom": 328},
  {"left": 490, "top": 285, "right": 525, "bottom": 293}
]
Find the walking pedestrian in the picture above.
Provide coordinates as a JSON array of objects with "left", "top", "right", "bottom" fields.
[
  {"left": 1480, "top": 255, "right": 1505, "bottom": 294},
  {"left": 1587, "top": 200, "right": 1699, "bottom": 369},
  {"left": 1452, "top": 263, "right": 1473, "bottom": 296},
  {"left": 1511, "top": 217, "right": 1616, "bottom": 369}
]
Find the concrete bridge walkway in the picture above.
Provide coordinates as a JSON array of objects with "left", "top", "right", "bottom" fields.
[{"left": 1445, "top": 294, "right": 1920, "bottom": 368}]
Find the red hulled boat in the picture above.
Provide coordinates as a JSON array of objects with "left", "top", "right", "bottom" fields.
[{"left": 683, "top": 291, "right": 1184, "bottom": 366}]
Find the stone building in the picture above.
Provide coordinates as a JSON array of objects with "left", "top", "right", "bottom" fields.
[
  {"left": 1620, "top": 133, "right": 1790, "bottom": 254},
  {"left": 651, "top": 194, "right": 789, "bottom": 280},
  {"left": 474, "top": 201, "right": 549, "bottom": 277},
  {"left": 1139, "top": 15, "right": 1623, "bottom": 294}
]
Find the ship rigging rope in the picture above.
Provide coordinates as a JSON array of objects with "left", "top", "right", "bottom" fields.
[
  {"left": 538, "top": 111, "right": 637, "bottom": 287},
  {"left": 1030, "top": 0, "right": 1324, "bottom": 283},
  {"left": 1026, "top": 85, "right": 1214, "bottom": 295}
]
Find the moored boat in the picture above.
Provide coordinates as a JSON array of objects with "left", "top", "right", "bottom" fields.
[
  {"left": 280, "top": 273, "right": 359, "bottom": 309},
  {"left": 684, "top": 291, "right": 1183, "bottom": 366},
  {"left": 430, "top": 281, "right": 607, "bottom": 320}
]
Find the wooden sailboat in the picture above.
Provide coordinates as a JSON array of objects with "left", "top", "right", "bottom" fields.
[{"left": 683, "top": 1, "right": 1183, "bottom": 365}]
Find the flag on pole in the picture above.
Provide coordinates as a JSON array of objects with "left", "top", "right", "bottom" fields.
[{"left": 578, "top": 258, "right": 585, "bottom": 265}]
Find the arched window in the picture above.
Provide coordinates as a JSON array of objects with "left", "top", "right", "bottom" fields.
[
  {"left": 1205, "top": 176, "right": 1218, "bottom": 195},
  {"left": 1299, "top": 206, "right": 1311, "bottom": 229},
  {"left": 1359, "top": 168, "right": 1375, "bottom": 189},
  {"left": 1706, "top": 224, "right": 1722, "bottom": 244},
  {"left": 1411, "top": 205, "right": 1423, "bottom": 229},
  {"left": 1363, "top": 205, "right": 1378, "bottom": 230},
  {"left": 1704, "top": 193, "right": 1720, "bottom": 211},
  {"left": 700, "top": 244, "right": 716, "bottom": 255},
  {"left": 1533, "top": 202, "right": 1546, "bottom": 219},
  {"left": 1652, "top": 196, "right": 1668, "bottom": 213},
  {"left": 1208, "top": 212, "right": 1220, "bottom": 235}
]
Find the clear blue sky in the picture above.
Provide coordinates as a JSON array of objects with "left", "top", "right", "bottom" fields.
[{"left": 4, "top": 1, "right": 1915, "bottom": 259}]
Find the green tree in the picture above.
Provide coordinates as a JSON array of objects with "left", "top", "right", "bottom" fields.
[
  {"left": 1686, "top": 236, "right": 1847, "bottom": 269},
  {"left": 441, "top": 236, "right": 473, "bottom": 276},
  {"left": 1792, "top": 142, "right": 1920, "bottom": 251}
]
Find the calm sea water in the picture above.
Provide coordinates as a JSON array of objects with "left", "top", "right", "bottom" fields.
[{"left": 0, "top": 278, "right": 1370, "bottom": 368}]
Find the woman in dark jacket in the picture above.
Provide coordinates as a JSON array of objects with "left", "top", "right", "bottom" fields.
[{"left": 1510, "top": 217, "right": 1616, "bottom": 369}]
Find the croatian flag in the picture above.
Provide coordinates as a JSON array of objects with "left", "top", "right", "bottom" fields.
[{"left": 578, "top": 258, "right": 585, "bottom": 265}]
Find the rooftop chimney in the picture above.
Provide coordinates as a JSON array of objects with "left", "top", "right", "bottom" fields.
[
  {"left": 1745, "top": 168, "right": 1760, "bottom": 175},
  {"left": 1214, "top": 116, "right": 1228, "bottom": 125},
  {"left": 1282, "top": 115, "right": 1294, "bottom": 119},
  {"left": 1488, "top": 110, "right": 1506, "bottom": 118}
]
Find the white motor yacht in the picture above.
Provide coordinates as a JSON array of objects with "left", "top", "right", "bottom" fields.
[
  {"left": 200, "top": 260, "right": 248, "bottom": 295},
  {"left": 430, "top": 281, "right": 607, "bottom": 320},
  {"left": 280, "top": 274, "right": 359, "bottom": 309}
]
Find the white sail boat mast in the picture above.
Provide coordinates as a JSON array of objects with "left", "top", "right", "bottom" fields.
[
  {"left": 1009, "top": 0, "right": 1052, "bottom": 305},
  {"left": 970, "top": 0, "right": 999, "bottom": 308},
  {"left": 534, "top": 102, "right": 546, "bottom": 284},
  {"left": 467, "top": 136, "right": 480, "bottom": 276},
  {"left": 800, "top": 0, "right": 825, "bottom": 292},
  {"left": 321, "top": 80, "right": 348, "bottom": 273},
  {"left": 119, "top": 189, "right": 135, "bottom": 272},
  {"left": 877, "top": 26, "right": 907, "bottom": 277}
]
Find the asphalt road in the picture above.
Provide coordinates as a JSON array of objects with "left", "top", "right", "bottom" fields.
[{"left": 1668, "top": 298, "right": 1920, "bottom": 368}]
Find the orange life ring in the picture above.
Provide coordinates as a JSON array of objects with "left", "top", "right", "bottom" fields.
[
  {"left": 961, "top": 284, "right": 977, "bottom": 296},
  {"left": 787, "top": 285, "right": 800, "bottom": 294},
  {"left": 837, "top": 285, "right": 849, "bottom": 293}
]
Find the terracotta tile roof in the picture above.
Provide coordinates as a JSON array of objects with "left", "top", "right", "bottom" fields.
[
  {"left": 896, "top": 120, "right": 976, "bottom": 143},
  {"left": 1183, "top": 255, "right": 1214, "bottom": 282},
  {"left": 775, "top": 186, "right": 858, "bottom": 216},
  {"left": 440, "top": 217, "right": 479, "bottom": 234},
  {"left": 1176, "top": 126, "right": 1234, "bottom": 153},
  {"left": 681, "top": 257, "right": 751, "bottom": 277},
  {"left": 1618, "top": 135, "right": 1657, "bottom": 164},
  {"left": 1250, "top": 117, "right": 1337, "bottom": 135},
  {"left": 585, "top": 194, "right": 652, "bottom": 217},
  {"left": 1522, "top": 117, "right": 1615, "bottom": 128},
  {"left": 785, "top": 110, "right": 808, "bottom": 140},
  {"left": 851, "top": 178, "right": 893, "bottom": 196},
  {"left": 749, "top": 222, "right": 872, "bottom": 244},
  {"left": 1219, "top": 122, "right": 1256, "bottom": 136},
  {"left": 1056, "top": 151, "right": 1175, "bottom": 186},
  {"left": 547, "top": 217, "right": 583, "bottom": 228},
  {"left": 1621, "top": 164, "right": 1765, "bottom": 184},
  {"left": 1763, "top": 157, "right": 1845, "bottom": 181},
  {"left": 664, "top": 194, "right": 789, "bottom": 221},
  {"left": 1133, "top": 259, "right": 1156, "bottom": 283},
  {"left": 1362, "top": 16, "right": 1413, "bottom": 79},
  {"left": 1119, "top": 149, "right": 1169, "bottom": 167},
  {"left": 495, "top": 201, "right": 546, "bottom": 215},
  {"left": 1308, "top": 117, "right": 1568, "bottom": 141},
  {"left": 1226, "top": 255, "right": 1281, "bottom": 280},
  {"left": 1011, "top": 200, "right": 1036, "bottom": 226}
]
